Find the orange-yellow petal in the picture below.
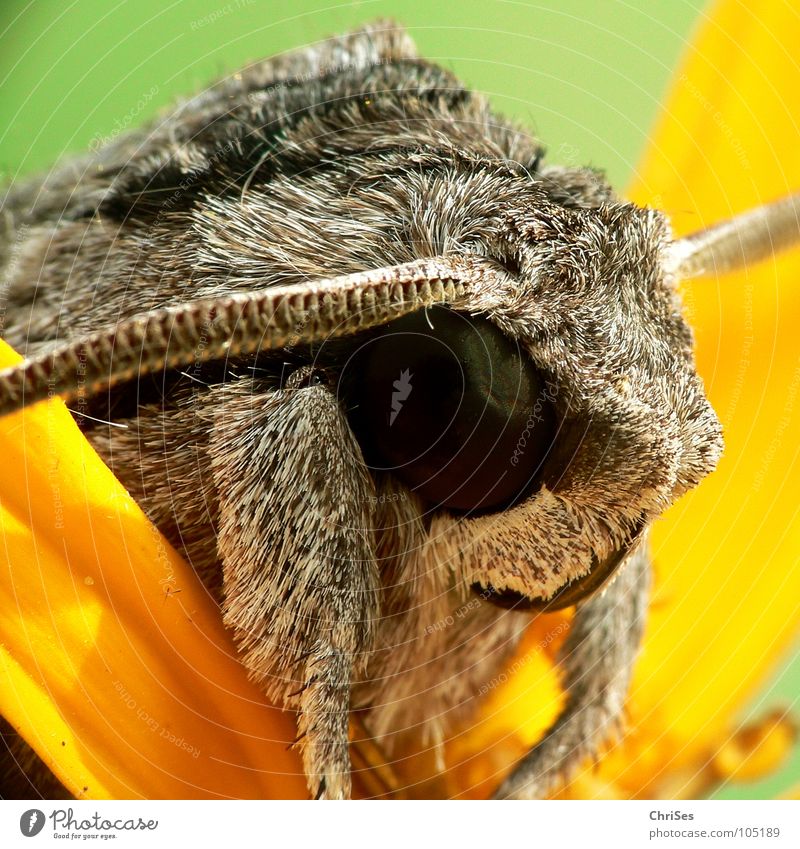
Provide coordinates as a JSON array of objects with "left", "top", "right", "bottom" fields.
[
  {"left": 0, "top": 339, "right": 307, "bottom": 799},
  {"left": 625, "top": 0, "right": 800, "bottom": 770}
]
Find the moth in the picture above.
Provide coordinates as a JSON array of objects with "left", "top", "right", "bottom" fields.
[{"left": 1, "top": 20, "right": 798, "bottom": 800}]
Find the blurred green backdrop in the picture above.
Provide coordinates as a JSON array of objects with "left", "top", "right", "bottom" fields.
[{"left": 0, "top": 0, "right": 797, "bottom": 800}]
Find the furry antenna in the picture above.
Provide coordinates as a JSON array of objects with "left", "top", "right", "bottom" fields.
[
  {"left": 0, "top": 257, "right": 502, "bottom": 416},
  {"left": 667, "top": 192, "right": 800, "bottom": 278}
]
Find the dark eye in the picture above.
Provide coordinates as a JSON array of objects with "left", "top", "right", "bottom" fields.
[{"left": 344, "top": 307, "right": 557, "bottom": 514}]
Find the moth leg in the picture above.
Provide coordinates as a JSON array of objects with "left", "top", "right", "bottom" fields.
[
  {"left": 297, "top": 645, "right": 352, "bottom": 799},
  {"left": 493, "top": 542, "right": 650, "bottom": 799},
  {"left": 208, "top": 367, "right": 379, "bottom": 800}
]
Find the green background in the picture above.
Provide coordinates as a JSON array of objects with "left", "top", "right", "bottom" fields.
[{"left": 0, "top": 0, "right": 797, "bottom": 800}]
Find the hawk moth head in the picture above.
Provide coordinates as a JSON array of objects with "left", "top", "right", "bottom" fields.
[{"left": 0, "top": 20, "right": 796, "bottom": 610}]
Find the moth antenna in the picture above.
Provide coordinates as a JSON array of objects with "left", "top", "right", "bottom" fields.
[
  {"left": 0, "top": 257, "right": 495, "bottom": 417},
  {"left": 667, "top": 191, "right": 800, "bottom": 279}
]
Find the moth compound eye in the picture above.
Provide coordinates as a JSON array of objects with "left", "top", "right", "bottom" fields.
[{"left": 343, "top": 307, "right": 558, "bottom": 514}]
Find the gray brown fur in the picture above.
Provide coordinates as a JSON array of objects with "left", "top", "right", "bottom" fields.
[{"left": 0, "top": 21, "right": 722, "bottom": 799}]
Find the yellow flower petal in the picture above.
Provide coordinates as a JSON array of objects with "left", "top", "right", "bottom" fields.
[
  {"left": 626, "top": 0, "right": 800, "bottom": 768},
  {"left": 0, "top": 339, "right": 307, "bottom": 799}
]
